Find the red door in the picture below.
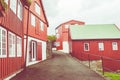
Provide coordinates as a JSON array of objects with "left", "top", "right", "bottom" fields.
[{"left": 37, "top": 42, "right": 42, "bottom": 60}]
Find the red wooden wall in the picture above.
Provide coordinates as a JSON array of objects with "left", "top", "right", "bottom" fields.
[
  {"left": 0, "top": 7, "right": 24, "bottom": 80},
  {"left": 70, "top": 39, "right": 120, "bottom": 71},
  {"left": 23, "top": 0, "right": 48, "bottom": 41},
  {"left": 71, "top": 39, "right": 120, "bottom": 59}
]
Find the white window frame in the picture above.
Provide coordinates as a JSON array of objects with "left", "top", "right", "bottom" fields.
[
  {"left": 5, "top": 0, "right": 8, "bottom": 4},
  {"left": 31, "top": 14, "right": 36, "bottom": 27},
  {"left": 40, "top": 21, "right": 44, "bottom": 31},
  {"left": 10, "top": 0, "right": 17, "bottom": 14},
  {"left": 56, "top": 33, "right": 60, "bottom": 39},
  {"left": 55, "top": 42, "right": 60, "bottom": 47},
  {"left": 65, "top": 24, "right": 69, "bottom": 28},
  {"left": 35, "top": 3, "right": 40, "bottom": 15},
  {"left": 0, "top": 27, "right": 7, "bottom": 58},
  {"left": 112, "top": 42, "right": 118, "bottom": 50},
  {"left": 84, "top": 43, "right": 89, "bottom": 51},
  {"left": 56, "top": 29, "right": 58, "bottom": 33},
  {"left": 8, "top": 32, "right": 16, "bottom": 57},
  {"left": 98, "top": 42, "right": 104, "bottom": 51},
  {"left": 17, "top": 0, "right": 22, "bottom": 20},
  {"left": 17, "top": 36, "right": 22, "bottom": 57}
]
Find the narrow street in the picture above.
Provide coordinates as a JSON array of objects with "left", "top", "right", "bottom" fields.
[{"left": 11, "top": 51, "right": 105, "bottom": 80}]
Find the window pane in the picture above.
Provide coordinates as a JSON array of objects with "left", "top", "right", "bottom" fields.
[
  {"left": 10, "top": 0, "right": 17, "bottom": 14},
  {"left": 98, "top": 42, "right": 104, "bottom": 51},
  {"left": 84, "top": 43, "right": 89, "bottom": 51},
  {"left": 8, "top": 32, "right": 16, "bottom": 57},
  {"left": 0, "top": 27, "right": 7, "bottom": 58},
  {"left": 65, "top": 25, "right": 69, "bottom": 28},
  {"left": 35, "top": 3, "right": 40, "bottom": 15},
  {"left": 31, "top": 14, "right": 36, "bottom": 26},
  {"left": 40, "top": 21, "right": 44, "bottom": 31},
  {"left": 17, "top": 37, "right": 22, "bottom": 57},
  {"left": 112, "top": 42, "right": 118, "bottom": 50},
  {"left": 17, "top": 0, "right": 22, "bottom": 20}
]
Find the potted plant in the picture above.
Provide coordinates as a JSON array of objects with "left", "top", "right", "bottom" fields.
[
  {"left": 0, "top": 0, "right": 8, "bottom": 11},
  {"left": 25, "top": 0, "right": 32, "bottom": 7},
  {"left": 0, "top": 0, "right": 8, "bottom": 16}
]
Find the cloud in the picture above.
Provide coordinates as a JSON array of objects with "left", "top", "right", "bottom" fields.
[{"left": 42, "top": 0, "right": 120, "bottom": 35}]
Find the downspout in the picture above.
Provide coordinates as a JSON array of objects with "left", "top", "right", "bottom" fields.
[{"left": 24, "top": 6, "right": 30, "bottom": 69}]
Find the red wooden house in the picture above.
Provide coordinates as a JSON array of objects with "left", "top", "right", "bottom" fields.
[
  {"left": 0, "top": 0, "right": 24, "bottom": 79},
  {"left": 0, "top": 0, "right": 48, "bottom": 79},
  {"left": 69, "top": 24, "right": 120, "bottom": 71},
  {"left": 23, "top": 0, "right": 48, "bottom": 66},
  {"left": 55, "top": 20, "right": 85, "bottom": 53}
]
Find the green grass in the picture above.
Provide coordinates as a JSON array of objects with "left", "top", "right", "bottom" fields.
[{"left": 104, "top": 72, "right": 120, "bottom": 80}]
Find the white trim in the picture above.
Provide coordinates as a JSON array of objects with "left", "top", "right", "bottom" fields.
[
  {"left": 84, "top": 43, "right": 90, "bottom": 51},
  {"left": 17, "top": 36, "right": 22, "bottom": 57},
  {"left": 62, "top": 41, "right": 69, "bottom": 53},
  {"left": 40, "top": 21, "right": 44, "bottom": 31},
  {"left": 24, "top": 36, "right": 47, "bottom": 66},
  {"left": 31, "top": 14, "right": 36, "bottom": 27},
  {"left": 35, "top": 3, "right": 40, "bottom": 15},
  {"left": 0, "top": 27, "right": 7, "bottom": 58},
  {"left": 4, "top": 69, "right": 23, "bottom": 80},
  {"left": 112, "top": 42, "right": 118, "bottom": 50},
  {"left": 10, "top": 0, "right": 17, "bottom": 14},
  {"left": 17, "top": 0, "right": 23, "bottom": 21},
  {"left": 8, "top": 32, "right": 16, "bottom": 57},
  {"left": 64, "top": 24, "right": 69, "bottom": 28},
  {"left": 98, "top": 42, "right": 104, "bottom": 51}
]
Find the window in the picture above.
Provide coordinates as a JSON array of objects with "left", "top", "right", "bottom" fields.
[
  {"left": 31, "top": 14, "right": 36, "bottom": 26},
  {"left": 55, "top": 42, "right": 60, "bottom": 47},
  {"left": 10, "top": 0, "right": 17, "bottom": 14},
  {"left": 35, "top": 3, "right": 40, "bottom": 15},
  {"left": 17, "top": 36, "right": 22, "bottom": 57},
  {"left": 17, "top": 0, "right": 22, "bottom": 20},
  {"left": 65, "top": 25, "right": 69, "bottom": 28},
  {"left": 56, "top": 29, "right": 58, "bottom": 33},
  {"left": 8, "top": 32, "right": 16, "bottom": 57},
  {"left": 84, "top": 43, "right": 89, "bottom": 51},
  {"left": 5, "top": 0, "right": 8, "bottom": 4},
  {"left": 112, "top": 42, "right": 118, "bottom": 50},
  {"left": 40, "top": 21, "right": 44, "bottom": 31},
  {"left": 0, "top": 27, "right": 7, "bottom": 58},
  {"left": 98, "top": 42, "right": 104, "bottom": 51},
  {"left": 56, "top": 33, "right": 60, "bottom": 39}
]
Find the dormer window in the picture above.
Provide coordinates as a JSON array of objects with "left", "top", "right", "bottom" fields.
[
  {"left": 35, "top": 3, "right": 40, "bottom": 15},
  {"left": 65, "top": 25, "right": 69, "bottom": 28}
]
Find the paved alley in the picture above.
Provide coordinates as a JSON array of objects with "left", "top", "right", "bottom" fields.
[{"left": 11, "top": 51, "right": 105, "bottom": 80}]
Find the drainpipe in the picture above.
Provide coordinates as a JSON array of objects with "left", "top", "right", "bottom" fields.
[{"left": 24, "top": 6, "right": 30, "bottom": 69}]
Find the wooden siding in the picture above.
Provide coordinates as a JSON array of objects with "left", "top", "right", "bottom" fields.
[
  {"left": 71, "top": 40, "right": 120, "bottom": 59},
  {"left": 56, "top": 20, "right": 85, "bottom": 51},
  {"left": 0, "top": 7, "right": 24, "bottom": 80},
  {"left": 71, "top": 39, "right": 120, "bottom": 71},
  {"left": 23, "top": 0, "right": 48, "bottom": 41}
]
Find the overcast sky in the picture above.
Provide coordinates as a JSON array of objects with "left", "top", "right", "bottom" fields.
[{"left": 42, "top": 0, "right": 120, "bottom": 35}]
